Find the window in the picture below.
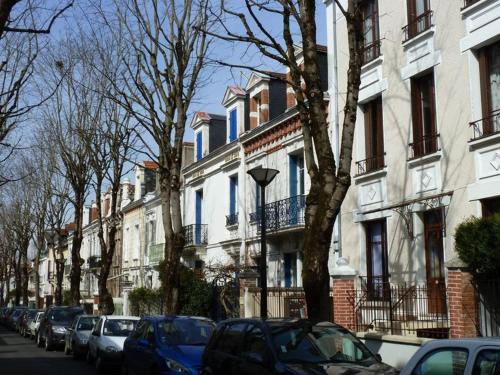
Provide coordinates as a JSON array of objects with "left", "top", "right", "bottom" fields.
[
  {"left": 481, "top": 197, "right": 500, "bottom": 217},
  {"left": 473, "top": 349, "right": 500, "bottom": 375},
  {"left": 215, "top": 323, "right": 247, "bottom": 355},
  {"left": 405, "top": 0, "right": 432, "bottom": 41},
  {"left": 196, "top": 131, "right": 203, "bottom": 161},
  {"left": 255, "top": 180, "right": 261, "bottom": 212},
  {"left": 227, "top": 176, "right": 238, "bottom": 226},
  {"left": 229, "top": 108, "right": 237, "bottom": 142},
  {"left": 289, "top": 154, "right": 305, "bottom": 197},
  {"left": 365, "top": 220, "right": 389, "bottom": 300},
  {"left": 243, "top": 324, "right": 268, "bottom": 359},
  {"left": 360, "top": 0, "right": 380, "bottom": 64},
  {"left": 411, "top": 348, "right": 468, "bottom": 375},
  {"left": 145, "top": 220, "right": 156, "bottom": 256},
  {"left": 478, "top": 41, "right": 500, "bottom": 136},
  {"left": 362, "top": 97, "right": 384, "bottom": 173},
  {"left": 411, "top": 72, "right": 438, "bottom": 158}
]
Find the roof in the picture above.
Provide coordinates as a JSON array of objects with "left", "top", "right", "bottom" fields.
[
  {"left": 228, "top": 85, "right": 246, "bottom": 96},
  {"left": 143, "top": 160, "right": 159, "bottom": 170}
]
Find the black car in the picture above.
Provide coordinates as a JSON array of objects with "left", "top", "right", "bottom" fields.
[
  {"left": 201, "top": 319, "right": 396, "bottom": 375},
  {"left": 8, "top": 306, "right": 28, "bottom": 331},
  {"left": 20, "top": 309, "right": 43, "bottom": 337},
  {"left": 37, "top": 306, "right": 84, "bottom": 351}
]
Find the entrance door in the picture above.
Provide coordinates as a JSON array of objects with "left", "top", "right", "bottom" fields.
[
  {"left": 424, "top": 209, "right": 447, "bottom": 314},
  {"left": 284, "top": 253, "right": 297, "bottom": 288}
]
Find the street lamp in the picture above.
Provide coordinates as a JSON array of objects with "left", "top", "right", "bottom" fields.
[{"left": 247, "top": 166, "right": 279, "bottom": 319}]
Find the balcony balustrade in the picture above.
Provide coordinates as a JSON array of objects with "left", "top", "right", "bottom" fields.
[
  {"left": 403, "top": 10, "right": 433, "bottom": 43},
  {"left": 362, "top": 40, "right": 381, "bottom": 65},
  {"left": 409, "top": 133, "right": 440, "bottom": 159},
  {"left": 355, "top": 153, "right": 385, "bottom": 176},
  {"left": 250, "top": 195, "right": 306, "bottom": 233},
  {"left": 149, "top": 243, "right": 165, "bottom": 265},
  {"left": 225, "top": 212, "right": 238, "bottom": 227},
  {"left": 184, "top": 224, "right": 208, "bottom": 246},
  {"left": 470, "top": 109, "right": 500, "bottom": 141}
]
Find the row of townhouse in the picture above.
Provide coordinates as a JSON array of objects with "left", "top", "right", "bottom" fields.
[{"left": 32, "top": 0, "right": 500, "bottom": 339}]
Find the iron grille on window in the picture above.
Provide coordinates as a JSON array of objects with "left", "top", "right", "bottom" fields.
[
  {"left": 409, "top": 133, "right": 440, "bottom": 159},
  {"left": 403, "top": 10, "right": 433, "bottom": 43},
  {"left": 462, "top": 0, "right": 481, "bottom": 9},
  {"left": 250, "top": 195, "right": 306, "bottom": 233},
  {"left": 226, "top": 212, "right": 238, "bottom": 226},
  {"left": 470, "top": 109, "right": 500, "bottom": 140},
  {"left": 355, "top": 153, "right": 385, "bottom": 176},
  {"left": 362, "top": 40, "right": 381, "bottom": 65},
  {"left": 183, "top": 224, "right": 208, "bottom": 246}
]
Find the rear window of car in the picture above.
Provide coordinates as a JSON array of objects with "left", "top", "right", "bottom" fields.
[
  {"left": 77, "top": 317, "right": 99, "bottom": 331},
  {"left": 103, "top": 319, "right": 137, "bottom": 337},
  {"left": 49, "top": 309, "right": 83, "bottom": 323}
]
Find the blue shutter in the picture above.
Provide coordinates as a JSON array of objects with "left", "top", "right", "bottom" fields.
[
  {"left": 229, "top": 109, "right": 237, "bottom": 142},
  {"left": 229, "top": 176, "right": 237, "bottom": 215},
  {"left": 289, "top": 155, "right": 297, "bottom": 197},
  {"left": 196, "top": 132, "right": 203, "bottom": 161},
  {"left": 195, "top": 190, "right": 203, "bottom": 244}
]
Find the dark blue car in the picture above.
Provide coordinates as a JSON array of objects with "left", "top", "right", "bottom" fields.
[{"left": 122, "top": 315, "right": 215, "bottom": 375}]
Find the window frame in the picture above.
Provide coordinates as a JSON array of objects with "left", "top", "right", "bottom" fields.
[
  {"left": 360, "top": 0, "right": 380, "bottom": 65},
  {"left": 411, "top": 347, "right": 468, "bottom": 375},
  {"left": 365, "top": 219, "right": 389, "bottom": 301},
  {"left": 363, "top": 96, "right": 385, "bottom": 171}
]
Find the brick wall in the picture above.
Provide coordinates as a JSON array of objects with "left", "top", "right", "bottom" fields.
[
  {"left": 332, "top": 277, "right": 355, "bottom": 330},
  {"left": 447, "top": 268, "right": 478, "bottom": 338}
]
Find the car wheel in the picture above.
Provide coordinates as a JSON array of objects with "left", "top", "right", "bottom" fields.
[
  {"left": 44, "top": 334, "right": 53, "bottom": 351},
  {"left": 95, "top": 352, "right": 105, "bottom": 373}
]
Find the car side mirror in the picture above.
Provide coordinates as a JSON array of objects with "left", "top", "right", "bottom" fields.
[
  {"left": 244, "top": 352, "right": 264, "bottom": 365},
  {"left": 375, "top": 354, "right": 382, "bottom": 362}
]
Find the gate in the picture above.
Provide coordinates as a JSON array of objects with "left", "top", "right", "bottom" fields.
[{"left": 474, "top": 276, "right": 500, "bottom": 336}]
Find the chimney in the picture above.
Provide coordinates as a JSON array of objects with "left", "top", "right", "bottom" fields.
[
  {"left": 286, "top": 71, "right": 296, "bottom": 109},
  {"left": 134, "top": 166, "right": 144, "bottom": 201},
  {"left": 121, "top": 177, "right": 131, "bottom": 208},
  {"left": 83, "top": 206, "right": 90, "bottom": 227},
  {"left": 91, "top": 201, "right": 98, "bottom": 222}
]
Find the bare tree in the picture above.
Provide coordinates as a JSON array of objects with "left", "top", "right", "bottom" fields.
[
  {"left": 208, "top": 0, "right": 364, "bottom": 322},
  {"left": 101, "top": 0, "right": 211, "bottom": 313}
]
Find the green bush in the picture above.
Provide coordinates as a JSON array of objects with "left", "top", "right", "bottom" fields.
[{"left": 455, "top": 213, "right": 500, "bottom": 275}]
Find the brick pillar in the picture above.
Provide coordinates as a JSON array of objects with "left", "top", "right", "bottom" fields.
[
  {"left": 447, "top": 260, "right": 479, "bottom": 338},
  {"left": 331, "top": 258, "right": 357, "bottom": 331}
]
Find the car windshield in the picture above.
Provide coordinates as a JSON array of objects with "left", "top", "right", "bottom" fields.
[
  {"left": 27, "top": 310, "right": 38, "bottom": 319},
  {"left": 103, "top": 319, "right": 137, "bottom": 337},
  {"left": 12, "top": 310, "right": 24, "bottom": 318},
  {"left": 77, "top": 317, "right": 99, "bottom": 331},
  {"left": 49, "top": 309, "right": 83, "bottom": 323},
  {"left": 158, "top": 319, "right": 214, "bottom": 346},
  {"left": 271, "top": 324, "right": 375, "bottom": 365}
]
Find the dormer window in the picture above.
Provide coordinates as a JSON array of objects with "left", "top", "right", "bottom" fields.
[{"left": 229, "top": 108, "right": 237, "bottom": 142}]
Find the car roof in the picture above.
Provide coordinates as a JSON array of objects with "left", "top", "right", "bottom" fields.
[
  {"left": 422, "top": 338, "right": 500, "bottom": 350},
  {"left": 141, "top": 315, "right": 214, "bottom": 322},
  {"left": 48, "top": 306, "right": 84, "bottom": 310},
  {"left": 217, "top": 318, "right": 343, "bottom": 329},
  {"left": 100, "top": 315, "right": 140, "bottom": 320}
]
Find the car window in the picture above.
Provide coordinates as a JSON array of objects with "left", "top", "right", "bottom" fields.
[
  {"left": 103, "top": 319, "right": 137, "bottom": 337},
  {"left": 94, "top": 318, "right": 103, "bottom": 335},
  {"left": 412, "top": 348, "right": 468, "bottom": 375},
  {"left": 133, "top": 320, "right": 148, "bottom": 339},
  {"left": 215, "top": 323, "right": 247, "bottom": 355},
  {"left": 271, "top": 325, "right": 329, "bottom": 364},
  {"left": 473, "top": 349, "right": 500, "bottom": 375},
  {"left": 77, "top": 317, "right": 98, "bottom": 331},
  {"left": 157, "top": 318, "right": 214, "bottom": 346},
  {"left": 48, "top": 309, "right": 83, "bottom": 323},
  {"left": 242, "top": 324, "right": 268, "bottom": 359}
]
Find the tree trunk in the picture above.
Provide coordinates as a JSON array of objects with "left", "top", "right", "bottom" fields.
[
  {"left": 97, "top": 223, "right": 116, "bottom": 315},
  {"left": 54, "top": 245, "right": 65, "bottom": 306},
  {"left": 34, "top": 234, "right": 42, "bottom": 308},
  {"left": 21, "top": 251, "right": 28, "bottom": 306},
  {"left": 70, "top": 193, "right": 85, "bottom": 306},
  {"left": 0, "top": 0, "right": 17, "bottom": 36}
]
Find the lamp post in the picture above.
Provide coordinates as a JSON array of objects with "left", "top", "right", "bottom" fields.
[{"left": 247, "top": 166, "right": 279, "bottom": 319}]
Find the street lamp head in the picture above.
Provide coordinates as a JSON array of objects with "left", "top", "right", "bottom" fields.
[{"left": 247, "top": 167, "right": 279, "bottom": 187}]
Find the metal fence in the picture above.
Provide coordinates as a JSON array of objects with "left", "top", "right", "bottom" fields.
[
  {"left": 352, "top": 280, "right": 449, "bottom": 338},
  {"left": 474, "top": 276, "right": 500, "bottom": 337},
  {"left": 250, "top": 195, "right": 306, "bottom": 233}
]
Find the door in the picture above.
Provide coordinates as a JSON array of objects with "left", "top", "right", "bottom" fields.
[
  {"left": 238, "top": 323, "right": 274, "bottom": 375},
  {"left": 195, "top": 190, "right": 203, "bottom": 244},
  {"left": 424, "top": 209, "right": 447, "bottom": 315},
  {"left": 124, "top": 320, "right": 148, "bottom": 375},
  {"left": 366, "top": 220, "right": 389, "bottom": 300},
  {"left": 284, "top": 253, "right": 297, "bottom": 288}
]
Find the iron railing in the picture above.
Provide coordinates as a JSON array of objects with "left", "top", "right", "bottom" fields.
[
  {"left": 88, "top": 255, "right": 101, "bottom": 269},
  {"left": 474, "top": 276, "right": 500, "bottom": 337},
  {"left": 355, "top": 153, "right": 385, "bottom": 176},
  {"left": 149, "top": 243, "right": 164, "bottom": 265},
  {"left": 409, "top": 133, "right": 440, "bottom": 159},
  {"left": 362, "top": 40, "right": 381, "bottom": 65},
  {"left": 250, "top": 195, "right": 306, "bottom": 233},
  {"left": 184, "top": 224, "right": 208, "bottom": 246},
  {"left": 352, "top": 279, "right": 449, "bottom": 338},
  {"left": 469, "top": 109, "right": 500, "bottom": 141},
  {"left": 403, "top": 10, "right": 433, "bottom": 43},
  {"left": 462, "top": 0, "right": 481, "bottom": 10},
  {"left": 226, "top": 212, "right": 238, "bottom": 226}
]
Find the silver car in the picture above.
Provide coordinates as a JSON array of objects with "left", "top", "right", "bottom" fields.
[
  {"left": 28, "top": 311, "right": 44, "bottom": 339},
  {"left": 64, "top": 315, "right": 99, "bottom": 359},
  {"left": 400, "top": 338, "right": 500, "bottom": 375},
  {"left": 87, "top": 315, "right": 139, "bottom": 372}
]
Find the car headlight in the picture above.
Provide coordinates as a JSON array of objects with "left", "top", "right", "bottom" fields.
[
  {"left": 105, "top": 346, "right": 119, "bottom": 352},
  {"left": 52, "top": 326, "right": 66, "bottom": 334},
  {"left": 165, "top": 359, "right": 190, "bottom": 373}
]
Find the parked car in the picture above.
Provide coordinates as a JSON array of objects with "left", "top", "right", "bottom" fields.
[
  {"left": 64, "top": 314, "right": 99, "bottom": 359},
  {"left": 28, "top": 311, "right": 45, "bottom": 339},
  {"left": 87, "top": 315, "right": 140, "bottom": 372},
  {"left": 8, "top": 306, "right": 27, "bottom": 330},
  {"left": 1, "top": 307, "right": 13, "bottom": 327},
  {"left": 201, "top": 319, "right": 396, "bottom": 375},
  {"left": 122, "top": 315, "right": 215, "bottom": 375},
  {"left": 37, "top": 306, "right": 84, "bottom": 351},
  {"left": 19, "top": 309, "right": 42, "bottom": 337},
  {"left": 399, "top": 338, "right": 500, "bottom": 375}
]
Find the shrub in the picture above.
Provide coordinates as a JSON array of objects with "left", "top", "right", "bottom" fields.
[{"left": 455, "top": 213, "right": 500, "bottom": 275}]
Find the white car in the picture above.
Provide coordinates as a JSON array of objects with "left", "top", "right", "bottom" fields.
[
  {"left": 400, "top": 338, "right": 500, "bottom": 375},
  {"left": 28, "top": 311, "right": 44, "bottom": 340},
  {"left": 87, "top": 315, "right": 139, "bottom": 372}
]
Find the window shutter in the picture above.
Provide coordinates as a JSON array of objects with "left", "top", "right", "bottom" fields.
[
  {"left": 376, "top": 97, "right": 384, "bottom": 167},
  {"left": 196, "top": 132, "right": 203, "bottom": 161},
  {"left": 289, "top": 155, "right": 297, "bottom": 197},
  {"left": 364, "top": 103, "right": 373, "bottom": 160},
  {"left": 479, "top": 48, "right": 491, "bottom": 129},
  {"left": 229, "top": 110, "right": 237, "bottom": 142},
  {"left": 411, "top": 79, "right": 423, "bottom": 155}
]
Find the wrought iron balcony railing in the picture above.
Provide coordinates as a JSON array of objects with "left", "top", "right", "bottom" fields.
[
  {"left": 403, "top": 10, "right": 433, "bottom": 43},
  {"left": 250, "top": 195, "right": 306, "bottom": 233},
  {"left": 470, "top": 109, "right": 500, "bottom": 141},
  {"left": 409, "top": 133, "right": 440, "bottom": 160},
  {"left": 149, "top": 243, "right": 165, "bottom": 265},
  {"left": 226, "top": 212, "right": 239, "bottom": 226},
  {"left": 88, "top": 255, "right": 101, "bottom": 269},
  {"left": 355, "top": 153, "right": 385, "bottom": 176},
  {"left": 184, "top": 224, "right": 208, "bottom": 246},
  {"left": 362, "top": 40, "right": 381, "bottom": 65},
  {"left": 462, "top": 0, "right": 481, "bottom": 10}
]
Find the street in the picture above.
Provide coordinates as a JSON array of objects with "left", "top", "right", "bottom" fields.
[{"left": 0, "top": 327, "right": 116, "bottom": 375}]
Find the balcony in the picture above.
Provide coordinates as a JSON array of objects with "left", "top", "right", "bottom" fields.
[
  {"left": 226, "top": 212, "right": 238, "bottom": 227},
  {"left": 402, "top": 10, "right": 433, "bottom": 43},
  {"left": 250, "top": 195, "right": 306, "bottom": 233},
  {"left": 88, "top": 255, "right": 101, "bottom": 270},
  {"left": 470, "top": 109, "right": 500, "bottom": 141},
  {"left": 362, "top": 40, "right": 381, "bottom": 66},
  {"left": 355, "top": 154, "right": 385, "bottom": 176},
  {"left": 149, "top": 243, "right": 164, "bottom": 265},
  {"left": 184, "top": 224, "right": 208, "bottom": 246},
  {"left": 409, "top": 133, "right": 440, "bottom": 160},
  {"left": 462, "top": 0, "right": 481, "bottom": 10}
]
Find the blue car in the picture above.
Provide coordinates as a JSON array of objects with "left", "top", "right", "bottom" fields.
[{"left": 122, "top": 315, "right": 215, "bottom": 375}]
